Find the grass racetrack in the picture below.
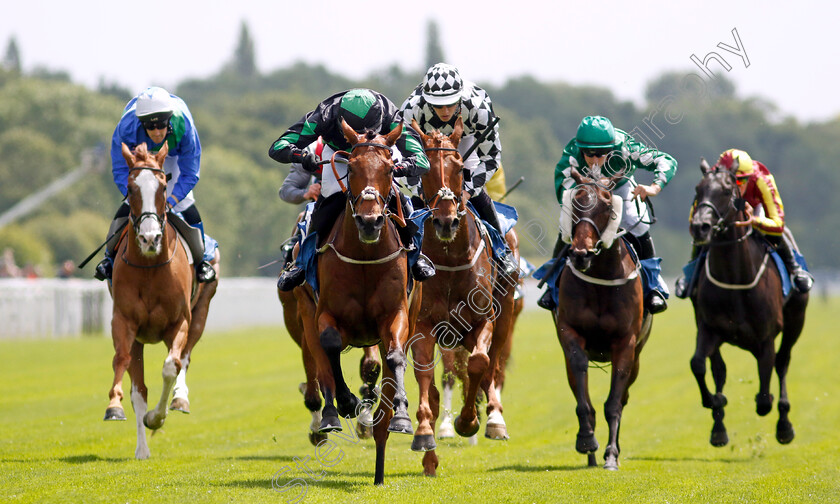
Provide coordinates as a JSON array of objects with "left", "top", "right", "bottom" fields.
[{"left": 1, "top": 296, "right": 839, "bottom": 503}]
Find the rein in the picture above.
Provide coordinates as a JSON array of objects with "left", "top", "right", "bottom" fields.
[
  {"left": 423, "top": 146, "right": 466, "bottom": 215},
  {"left": 122, "top": 165, "right": 179, "bottom": 270},
  {"left": 319, "top": 140, "right": 410, "bottom": 265}
]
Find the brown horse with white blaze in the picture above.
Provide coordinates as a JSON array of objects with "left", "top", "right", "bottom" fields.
[
  {"left": 552, "top": 168, "right": 652, "bottom": 470},
  {"left": 409, "top": 118, "right": 519, "bottom": 476},
  {"left": 103, "top": 142, "right": 218, "bottom": 460},
  {"left": 300, "top": 119, "right": 422, "bottom": 485}
]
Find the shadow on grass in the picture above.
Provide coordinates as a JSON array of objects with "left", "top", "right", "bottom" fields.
[
  {"left": 216, "top": 477, "right": 364, "bottom": 494},
  {"left": 59, "top": 454, "right": 130, "bottom": 464},
  {"left": 489, "top": 463, "right": 596, "bottom": 472},
  {"left": 627, "top": 455, "right": 751, "bottom": 464},
  {"left": 227, "top": 454, "right": 297, "bottom": 462}
]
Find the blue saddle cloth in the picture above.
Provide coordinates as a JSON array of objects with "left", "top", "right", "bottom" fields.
[
  {"left": 466, "top": 200, "right": 518, "bottom": 259},
  {"left": 534, "top": 236, "right": 666, "bottom": 310},
  {"left": 297, "top": 208, "right": 432, "bottom": 295},
  {"left": 682, "top": 249, "right": 808, "bottom": 298}
]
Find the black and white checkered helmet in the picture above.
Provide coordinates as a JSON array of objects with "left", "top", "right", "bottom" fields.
[{"left": 422, "top": 63, "right": 465, "bottom": 106}]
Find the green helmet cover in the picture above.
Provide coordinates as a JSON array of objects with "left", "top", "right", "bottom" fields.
[{"left": 575, "top": 116, "right": 617, "bottom": 149}]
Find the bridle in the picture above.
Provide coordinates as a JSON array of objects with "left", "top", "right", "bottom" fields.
[
  {"left": 693, "top": 169, "right": 753, "bottom": 246},
  {"left": 330, "top": 141, "right": 403, "bottom": 226},
  {"left": 127, "top": 166, "right": 167, "bottom": 238},
  {"left": 422, "top": 145, "right": 467, "bottom": 216},
  {"left": 569, "top": 182, "right": 623, "bottom": 256},
  {"left": 122, "top": 165, "right": 177, "bottom": 269}
]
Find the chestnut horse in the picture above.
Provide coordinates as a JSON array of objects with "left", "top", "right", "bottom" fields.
[
  {"left": 103, "top": 143, "right": 219, "bottom": 459},
  {"left": 278, "top": 262, "right": 381, "bottom": 444},
  {"left": 409, "top": 119, "right": 520, "bottom": 476},
  {"left": 552, "top": 168, "right": 652, "bottom": 470},
  {"left": 299, "top": 119, "right": 422, "bottom": 485},
  {"left": 688, "top": 159, "right": 808, "bottom": 446}
]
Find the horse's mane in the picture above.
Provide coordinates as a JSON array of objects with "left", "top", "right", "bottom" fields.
[{"left": 426, "top": 129, "right": 450, "bottom": 146}]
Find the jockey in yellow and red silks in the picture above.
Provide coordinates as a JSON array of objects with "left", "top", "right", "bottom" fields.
[{"left": 675, "top": 149, "right": 813, "bottom": 297}]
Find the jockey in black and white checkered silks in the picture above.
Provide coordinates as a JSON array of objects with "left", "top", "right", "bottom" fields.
[{"left": 400, "top": 63, "right": 518, "bottom": 276}]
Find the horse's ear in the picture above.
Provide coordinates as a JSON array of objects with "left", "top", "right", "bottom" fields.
[
  {"left": 340, "top": 117, "right": 360, "bottom": 145},
  {"left": 410, "top": 119, "right": 427, "bottom": 144},
  {"left": 700, "top": 157, "right": 711, "bottom": 174},
  {"left": 154, "top": 141, "right": 169, "bottom": 168},
  {"left": 450, "top": 116, "right": 464, "bottom": 147},
  {"left": 384, "top": 120, "right": 403, "bottom": 147},
  {"left": 570, "top": 166, "right": 584, "bottom": 185},
  {"left": 121, "top": 143, "right": 135, "bottom": 167}
]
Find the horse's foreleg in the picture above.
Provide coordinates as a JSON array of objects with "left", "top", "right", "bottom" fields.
[
  {"left": 381, "top": 311, "right": 412, "bottom": 435},
  {"left": 437, "top": 348, "right": 457, "bottom": 439},
  {"left": 603, "top": 339, "right": 637, "bottom": 471},
  {"left": 126, "top": 341, "right": 150, "bottom": 459},
  {"left": 106, "top": 316, "right": 134, "bottom": 421},
  {"left": 754, "top": 341, "right": 776, "bottom": 417},
  {"left": 559, "top": 324, "right": 598, "bottom": 462},
  {"left": 691, "top": 333, "right": 729, "bottom": 447},
  {"left": 356, "top": 346, "right": 381, "bottom": 439},
  {"left": 455, "top": 322, "right": 492, "bottom": 438},
  {"left": 774, "top": 311, "right": 802, "bottom": 444},
  {"left": 143, "top": 322, "right": 187, "bottom": 432},
  {"left": 372, "top": 346, "right": 395, "bottom": 486},
  {"left": 409, "top": 326, "right": 438, "bottom": 461},
  {"left": 484, "top": 292, "right": 515, "bottom": 441}
]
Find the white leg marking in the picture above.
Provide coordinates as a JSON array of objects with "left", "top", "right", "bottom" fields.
[{"left": 131, "top": 385, "right": 150, "bottom": 459}]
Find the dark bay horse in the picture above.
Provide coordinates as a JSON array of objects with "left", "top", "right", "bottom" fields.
[
  {"left": 299, "top": 119, "right": 422, "bottom": 485},
  {"left": 552, "top": 168, "right": 651, "bottom": 470},
  {"left": 688, "top": 159, "right": 808, "bottom": 446},
  {"left": 104, "top": 143, "right": 219, "bottom": 459},
  {"left": 409, "top": 119, "right": 520, "bottom": 476}
]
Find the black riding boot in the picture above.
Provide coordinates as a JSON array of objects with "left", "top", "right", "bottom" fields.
[
  {"left": 182, "top": 205, "right": 216, "bottom": 283},
  {"left": 631, "top": 232, "right": 667, "bottom": 314},
  {"left": 393, "top": 191, "right": 435, "bottom": 282},
  {"left": 471, "top": 191, "right": 518, "bottom": 277},
  {"left": 674, "top": 245, "right": 700, "bottom": 299},
  {"left": 94, "top": 203, "right": 130, "bottom": 281},
  {"left": 774, "top": 235, "right": 813, "bottom": 293},
  {"left": 277, "top": 193, "right": 346, "bottom": 291}
]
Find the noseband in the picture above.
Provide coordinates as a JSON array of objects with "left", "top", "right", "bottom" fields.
[
  {"left": 128, "top": 166, "right": 167, "bottom": 236},
  {"left": 423, "top": 146, "right": 467, "bottom": 215},
  {"left": 569, "top": 182, "right": 622, "bottom": 256},
  {"left": 332, "top": 141, "right": 397, "bottom": 225}
]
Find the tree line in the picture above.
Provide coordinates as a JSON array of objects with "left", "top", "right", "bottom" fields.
[{"left": 1, "top": 27, "right": 838, "bottom": 279}]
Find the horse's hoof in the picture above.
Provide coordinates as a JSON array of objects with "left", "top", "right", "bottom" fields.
[
  {"left": 587, "top": 453, "right": 598, "bottom": 467},
  {"left": 710, "top": 429, "right": 729, "bottom": 447},
  {"left": 309, "top": 430, "right": 328, "bottom": 446},
  {"left": 319, "top": 415, "right": 342, "bottom": 433},
  {"left": 454, "top": 415, "right": 480, "bottom": 438},
  {"left": 355, "top": 420, "right": 374, "bottom": 439},
  {"left": 604, "top": 458, "right": 619, "bottom": 471},
  {"left": 336, "top": 393, "right": 360, "bottom": 419},
  {"left": 576, "top": 433, "right": 599, "bottom": 454},
  {"left": 485, "top": 423, "right": 509, "bottom": 440},
  {"left": 388, "top": 415, "right": 414, "bottom": 434},
  {"left": 143, "top": 411, "right": 165, "bottom": 431},
  {"left": 411, "top": 434, "right": 437, "bottom": 452},
  {"left": 104, "top": 407, "right": 126, "bottom": 421},
  {"left": 776, "top": 420, "right": 795, "bottom": 444},
  {"left": 169, "top": 397, "right": 190, "bottom": 414},
  {"left": 135, "top": 447, "right": 150, "bottom": 460},
  {"left": 756, "top": 392, "right": 774, "bottom": 416}
]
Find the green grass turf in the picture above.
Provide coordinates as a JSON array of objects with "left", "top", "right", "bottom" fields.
[{"left": 1, "top": 297, "right": 839, "bottom": 503}]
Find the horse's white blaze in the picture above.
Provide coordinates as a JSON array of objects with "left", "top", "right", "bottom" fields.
[
  {"left": 172, "top": 355, "right": 190, "bottom": 400},
  {"left": 131, "top": 385, "right": 150, "bottom": 459},
  {"left": 135, "top": 170, "right": 163, "bottom": 253}
]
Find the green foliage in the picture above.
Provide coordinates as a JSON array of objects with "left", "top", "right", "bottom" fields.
[
  {"left": 4, "top": 46, "right": 840, "bottom": 277},
  {"left": 0, "top": 225, "right": 53, "bottom": 268}
]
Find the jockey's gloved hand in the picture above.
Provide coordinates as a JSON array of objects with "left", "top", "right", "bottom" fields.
[
  {"left": 393, "top": 163, "right": 408, "bottom": 178},
  {"left": 290, "top": 147, "right": 320, "bottom": 173}
]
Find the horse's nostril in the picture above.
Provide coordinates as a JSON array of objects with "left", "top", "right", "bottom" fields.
[
  {"left": 375, "top": 215, "right": 385, "bottom": 228},
  {"left": 452, "top": 217, "right": 460, "bottom": 228}
]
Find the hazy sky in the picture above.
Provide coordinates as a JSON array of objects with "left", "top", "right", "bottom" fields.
[{"left": 2, "top": 0, "right": 836, "bottom": 122}]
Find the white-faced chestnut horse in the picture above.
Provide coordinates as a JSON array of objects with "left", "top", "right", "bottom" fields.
[
  {"left": 409, "top": 118, "right": 520, "bottom": 476},
  {"left": 552, "top": 168, "right": 652, "bottom": 470},
  {"left": 299, "top": 119, "right": 422, "bottom": 485},
  {"left": 103, "top": 142, "right": 218, "bottom": 459},
  {"left": 688, "top": 159, "right": 808, "bottom": 446}
]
